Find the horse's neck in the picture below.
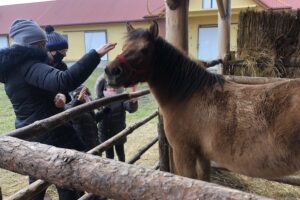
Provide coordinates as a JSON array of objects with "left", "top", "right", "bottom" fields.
[
  {"left": 150, "top": 38, "right": 211, "bottom": 103},
  {"left": 148, "top": 82, "right": 172, "bottom": 109}
]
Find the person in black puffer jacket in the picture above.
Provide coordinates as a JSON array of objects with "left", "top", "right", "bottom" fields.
[
  {"left": 0, "top": 19, "right": 116, "bottom": 200},
  {"left": 95, "top": 74, "right": 138, "bottom": 162}
]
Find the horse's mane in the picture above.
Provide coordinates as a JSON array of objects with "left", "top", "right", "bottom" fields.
[{"left": 151, "top": 37, "right": 225, "bottom": 102}]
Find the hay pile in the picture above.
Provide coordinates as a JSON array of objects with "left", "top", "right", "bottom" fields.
[{"left": 226, "top": 10, "right": 300, "bottom": 78}]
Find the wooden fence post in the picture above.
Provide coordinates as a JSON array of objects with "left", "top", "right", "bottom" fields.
[
  {"left": 165, "top": 0, "right": 189, "bottom": 53},
  {"left": 165, "top": 0, "right": 190, "bottom": 174},
  {"left": 158, "top": 114, "right": 170, "bottom": 172},
  {"left": 217, "top": 0, "right": 231, "bottom": 74},
  {"left": 0, "top": 186, "right": 2, "bottom": 200}
]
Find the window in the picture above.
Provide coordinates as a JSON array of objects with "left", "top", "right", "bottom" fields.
[
  {"left": 0, "top": 35, "right": 8, "bottom": 49},
  {"left": 84, "top": 31, "right": 107, "bottom": 60},
  {"left": 198, "top": 26, "right": 218, "bottom": 61},
  {"left": 202, "top": 0, "right": 217, "bottom": 9}
]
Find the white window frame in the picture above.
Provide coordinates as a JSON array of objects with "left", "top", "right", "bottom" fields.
[
  {"left": 0, "top": 35, "right": 9, "bottom": 49},
  {"left": 202, "top": 0, "right": 217, "bottom": 9},
  {"left": 198, "top": 26, "right": 219, "bottom": 61},
  {"left": 84, "top": 31, "right": 107, "bottom": 60}
]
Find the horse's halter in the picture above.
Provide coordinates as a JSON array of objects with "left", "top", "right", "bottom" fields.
[{"left": 116, "top": 53, "right": 152, "bottom": 86}]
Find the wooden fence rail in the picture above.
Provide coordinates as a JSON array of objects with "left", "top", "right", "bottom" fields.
[
  {"left": 127, "top": 136, "right": 158, "bottom": 164},
  {"left": 80, "top": 136, "right": 159, "bottom": 200},
  {"left": 6, "top": 111, "right": 158, "bottom": 200},
  {"left": 6, "top": 89, "right": 150, "bottom": 140},
  {"left": 6, "top": 180, "right": 49, "bottom": 200},
  {"left": 0, "top": 136, "right": 272, "bottom": 200}
]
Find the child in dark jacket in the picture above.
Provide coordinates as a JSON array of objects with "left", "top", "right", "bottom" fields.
[
  {"left": 66, "top": 86, "right": 101, "bottom": 150},
  {"left": 95, "top": 74, "right": 138, "bottom": 162}
]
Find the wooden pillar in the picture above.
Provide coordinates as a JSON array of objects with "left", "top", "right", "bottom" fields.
[
  {"left": 164, "top": 0, "right": 190, "bottom": 173},
  {"left": 217, "top": 0, "right": 231, "bottom": 74},
  {"left": 165, "top": 0, "right": 189, "bottom": 53},
  {"left": 158, "top": 114, "right": 170, "bottom": 172}
]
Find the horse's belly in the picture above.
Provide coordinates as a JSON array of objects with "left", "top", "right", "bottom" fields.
[{"left": 211, "top": 151, "right": 300, "bottom": 178}]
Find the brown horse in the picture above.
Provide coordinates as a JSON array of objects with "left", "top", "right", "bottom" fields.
[{"left": 105, "top": 21, "right": 300, "bottom": 181}]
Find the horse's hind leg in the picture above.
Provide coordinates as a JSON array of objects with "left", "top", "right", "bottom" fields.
[{"left": 172, "top": 145, "right": 198, "bottom": 179}]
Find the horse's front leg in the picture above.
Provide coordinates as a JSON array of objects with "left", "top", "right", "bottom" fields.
[
  {"left": 197, "top": 157, "right": 211, "bottom": 181},
  {"left": 172, "top": 144, "right": 198, "bottom": 179}
]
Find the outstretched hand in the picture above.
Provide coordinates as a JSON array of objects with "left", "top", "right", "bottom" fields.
[
  {"left": 77, "top": 87, "right": 87, "bottom": 102},
  {"left": 96, "top": 43, "right": 117, "bottom": 57}
]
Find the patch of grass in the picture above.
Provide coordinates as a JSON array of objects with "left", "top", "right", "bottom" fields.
[{"left": 0, "top": 84, "right": 15, "bottom": 134}]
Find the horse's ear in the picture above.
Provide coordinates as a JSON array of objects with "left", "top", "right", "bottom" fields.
[
  {"left": 126, "top": 22, "right": 134, "bottom": 32},
  {"left": 149, "top": 21, "right": 159, "bottom": 38}
]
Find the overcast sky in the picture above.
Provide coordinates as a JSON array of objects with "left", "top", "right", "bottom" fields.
[{"left": 0, "top": 0, "right": 52, "bottom": 6}]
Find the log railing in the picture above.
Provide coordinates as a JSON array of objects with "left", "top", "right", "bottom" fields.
[
  {"left": 0, "top": 136, "right": 271, "bottom": 200},
  {"left": 6, "top": 110, "right": 158, "bottom": 200},
  {"left": 6, "top": 89, "right": 150, "bottom": 140},
  {"left": 79, "top": 136, "right": 159, "bottom": 200}
]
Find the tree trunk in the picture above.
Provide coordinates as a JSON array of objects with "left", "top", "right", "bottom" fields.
[
  {"left": 165, "top": 0, "right": 189, "bottom": 175},
  {"left": 217, "top": 0, "right": 231, "bottom": 74},
  {"left": 0, "top": 136, "right": 271, "bottom": 200},
  {"left": 165, "top": 0, "right": 189, "bottom": 53}
]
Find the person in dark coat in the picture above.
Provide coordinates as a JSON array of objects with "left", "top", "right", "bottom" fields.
[
  {"left": 95, "top": 74, "right": 138, "bottom": 162},
  {"left": 0, "top": 19, "right": 116, "bottom": 200}
]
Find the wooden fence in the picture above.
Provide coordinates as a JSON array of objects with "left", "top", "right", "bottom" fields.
[{"left": 1, "top": 82, "right": 300, "bottom": 199}]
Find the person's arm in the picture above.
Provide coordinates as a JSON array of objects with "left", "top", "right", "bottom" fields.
[
  {"left": 22, "top": 43, "right": 116, "bottom": 93},
  {"left": 22, "top": 50, "right": 100, "bottom": 93}
]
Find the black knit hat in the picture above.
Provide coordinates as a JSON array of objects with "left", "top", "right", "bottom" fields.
[{"left": 45, "top": 25, "right": 68, "bottom": 51}]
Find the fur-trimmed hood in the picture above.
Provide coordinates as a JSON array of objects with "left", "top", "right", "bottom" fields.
[{"left": 0, "top": 45, "right": 48, "bottom": 83}]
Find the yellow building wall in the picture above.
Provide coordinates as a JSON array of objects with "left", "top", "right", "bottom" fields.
[
  {"left": 188, "top": 0, "right": 263, "bottom": 59},
  {"left": 43, "top": 0, "right": 264, "bottom": 63},
  {"left": 55, "top": 22, "right": 150, "bottom": 63}
]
